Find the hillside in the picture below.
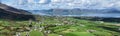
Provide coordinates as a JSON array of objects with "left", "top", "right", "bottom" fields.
[{"left": 0, "top": 3, "right": 35, "bottom": 20}]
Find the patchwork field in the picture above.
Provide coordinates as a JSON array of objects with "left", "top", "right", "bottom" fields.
[{"left": 0, "top": 16, "right": 120, "bottom": 36}]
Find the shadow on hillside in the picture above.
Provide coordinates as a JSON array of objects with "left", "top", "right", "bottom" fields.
[
  {"left": 98, "top": 26, "right": 120, "bottom": 33},
  {"left": 0, "top": 14, "right": 35, "bottom": 21},
  {"left": 74, "top": 17, "right": 120, "bottom": 23}
]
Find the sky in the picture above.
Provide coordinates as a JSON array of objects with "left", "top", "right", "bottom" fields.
[{"left": 1, "top": 0, "right": 120, "bottom": 10}]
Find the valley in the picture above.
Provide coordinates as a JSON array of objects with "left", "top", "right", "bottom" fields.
[{"left": 0, "top": 16, "right": 120, "bottom": 36}]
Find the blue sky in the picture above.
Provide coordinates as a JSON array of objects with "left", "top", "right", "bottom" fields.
[{"left": 1, "top": 0, "right": 120, "bottom": 10}]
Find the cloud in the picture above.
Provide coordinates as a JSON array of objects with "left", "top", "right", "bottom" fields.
[
  {"left": 51, "top": 0, "right": 61, "bottom": 3},
  {"left": 28, "top": 0, "right": 35, "bottom": 3},
  {"left": 1, "top": 0, "right": 120, "bottom": 10},
  {"left": 39, "top": 0, "right": 47, "bottom": 3}
]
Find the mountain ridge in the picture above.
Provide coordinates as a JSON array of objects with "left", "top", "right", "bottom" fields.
[
  {"left": 0, "top": 3, "right": 35, "bottom": 20},
  {"left": 29, "top": 8, "right": 120, "bottom": 17}
]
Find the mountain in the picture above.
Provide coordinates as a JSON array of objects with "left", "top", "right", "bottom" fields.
[
  {"left": 0, "top": 3, "right": 35, "bottom": 20},
  {"left": 29, "top": 8, "right": 120, "bottom": 17}
]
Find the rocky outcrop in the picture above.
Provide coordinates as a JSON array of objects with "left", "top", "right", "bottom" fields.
[{"left": 0, "top": 3, "right": 35, "bottom": 20}]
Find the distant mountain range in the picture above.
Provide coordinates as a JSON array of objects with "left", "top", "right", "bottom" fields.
[
  {"left": 0, "top": 3, "right": 35, "bottom": 20},
  {"left": 29, "top": 8, "right": 120, "bottom": 18}
]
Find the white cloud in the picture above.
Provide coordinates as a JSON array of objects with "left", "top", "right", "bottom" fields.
[
  {"left": 28, "top": 0, "right": 35, "bottom": 3},
  {"left": 51, "top": 0, "right": 61, "bottom": 3},
  {"left": 39, "top": 0, "right": 47, "bottom": 3},
  {"left": 2, "top": 0, "right": 120, "bottom": 10}
]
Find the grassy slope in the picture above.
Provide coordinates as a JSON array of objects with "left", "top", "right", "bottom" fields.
[{"left": 0, "top": 16, "right": 120, "bottom": 36}]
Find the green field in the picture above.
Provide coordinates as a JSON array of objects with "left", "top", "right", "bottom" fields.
[{"left": 0, "top": 16, "right": 120, "bottom": 36}]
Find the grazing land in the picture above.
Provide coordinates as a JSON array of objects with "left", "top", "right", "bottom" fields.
[{"left": 0, "top": 16, "right": 120, "bottom": 36}]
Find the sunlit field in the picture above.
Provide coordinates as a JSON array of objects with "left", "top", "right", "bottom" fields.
[
  {"left": 1, "top": 0, "right": 120, "bottom": 36},
  {"left": 0, "top": 16, "right": 120, "bottom": 36}
]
